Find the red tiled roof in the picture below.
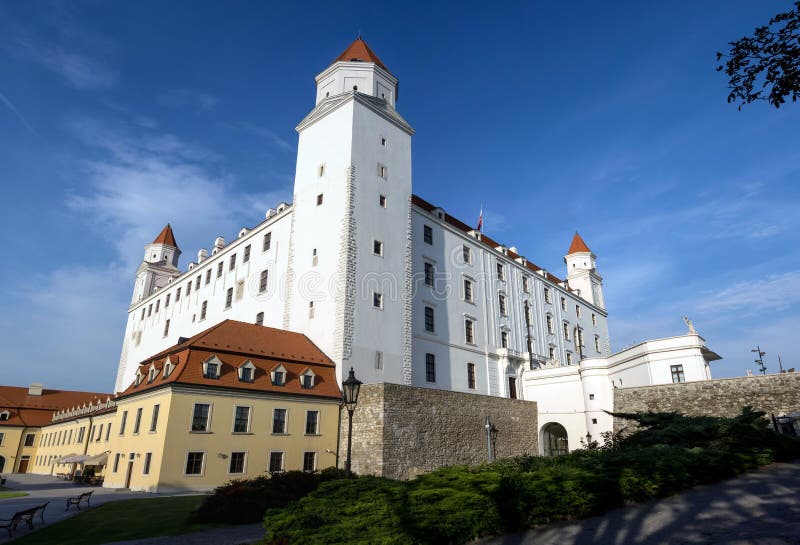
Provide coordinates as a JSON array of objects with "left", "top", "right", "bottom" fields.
[
  {"left": 567, "top": 232, "right": 591, "bottom": 254},
  {"left": 0, "top": 386, "right": 112, "bottom": 428},
  {"left": 152, "top": 224, "right": 178, "bottom": 248},
  {"left": 334, "top": 38, "right": 390, "bottom": 73},
  {"left": 119, "top": 320, "right": 340, "bottom": 401}
]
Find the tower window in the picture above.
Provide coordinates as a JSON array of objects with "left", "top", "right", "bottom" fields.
[
  {"left": 318, "top": 165, "right": 325, "bottom": 177},
  {"left": 464, "top": 278, "right": 473, "bottom": 302},
  {"left": 424, "top": 306, "right": 435, "bottom": 333},
  {"left": 256, "top": 312, "right": 264, "bottom": 326},
  {"left": 425, "top": 353, "right": 436, "bottom": 383},
  {"left": 424, "top": 262, "right": 434, "bottom": 286},
  {"left": 375, "top": 350, "right": 383, "bottom": 370},
  {"left": 373, "top": 240, "right": 383, "bottom": 256},
  {"left": 379, "top": 195, "right": 387, "bottom": 208},
  {"left": 671, "top": 364, "right": 686, "bottom": 383},
  {"left": 423, "top": 225, "right": 433, "bottom": 245},
  {"left": 378, "top": 164, "right": 387, "bottom": 179},
  {"left": 467, "top": 363, "right": 476, "bottom": 389},
  {"left": 317, "top": 194, "right": 323, "bottom": 206},
  {"left": 465, "top": 319, "right": 475, "bottom": 344},
  {"left": 380, "top": 137, "right": 386, "bottom": 146},
  {"left": 309, "top": 301, "right": 315, "bottom": 318},
  {"left": 373, "top": 292, "right": 383, "bottom": 309},
  {"left": 352, "top": 85, "right": 358, "bottom": 90},
  {"left": 312, "top": 248, "right": 318, "bottom": 267}
]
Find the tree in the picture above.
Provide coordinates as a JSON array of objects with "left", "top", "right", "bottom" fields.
[{"left": 717, "top": 2, "right": 800, "bottom": 109}]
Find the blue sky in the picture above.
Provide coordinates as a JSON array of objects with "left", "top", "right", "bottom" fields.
[{"left": 1, "top": 1, "right": 798, "bottom": 392}]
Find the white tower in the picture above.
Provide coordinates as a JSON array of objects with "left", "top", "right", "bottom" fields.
[
  {"left": 132, "top": 224, "right": 181, "bottom": 303},
  {"left": 564, "top": 232, "right": 604, "bottom": 309},
  {"left": 284, "top": 38, "right": 414, "bottom": 385}
]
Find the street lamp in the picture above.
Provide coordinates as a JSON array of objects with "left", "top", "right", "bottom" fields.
[
  {"left": 485, "top": 416, "right": 499, "bottom": 462},
  {"left": 752, "top": 346, "right": 767, "bottom": 376},
  {"left": 341, "top": 367, "right": 362, "bottom": 477}
]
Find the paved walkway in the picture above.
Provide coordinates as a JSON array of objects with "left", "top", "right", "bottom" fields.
[
  {"left": 99, "top": 524, "right": 263, "bottom": 545},
  {"left": 477, "top": 461, "right": 800, "bottom": 545}
]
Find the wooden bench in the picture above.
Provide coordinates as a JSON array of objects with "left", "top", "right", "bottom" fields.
[
  {"left": 0, "top": 502, "right": 48, "bottom": 537},
  {"left": 65, "top": 491, "right": 93, "bottom": 511}
]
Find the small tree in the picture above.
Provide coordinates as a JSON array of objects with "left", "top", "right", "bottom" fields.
[{"left": 717, "top": 2, "right": 800, "bottom": 109}]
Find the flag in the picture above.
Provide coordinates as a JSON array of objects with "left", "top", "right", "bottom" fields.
[{"left": 477, "top": 207, "right": 483, "bottom": 232}]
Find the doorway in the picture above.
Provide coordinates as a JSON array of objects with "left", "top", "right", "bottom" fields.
[
  {"left": 508, "top": 377, "right": 517, "bottom": 399},
  {"left": 0, "top": 455, "right": 5, "bottom": 473},
  {"left": 17, "top": 456, "right": 30, "bottom": 473},
  {"left": 124, "top": 453, "right": 135, "bottom": 488},
  {"left": 541, "top": 423, "right": 569, "bottom": 456}
]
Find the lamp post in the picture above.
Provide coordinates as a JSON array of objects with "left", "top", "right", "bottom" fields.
[
  {"left": 752, "top": 346, "right": 767, "bottom": 375},
  {"left": 485, "top": 416, "right": 499, "bottom": 462},
  {"left": 341, "top": 367, "right": 362, "bottom": 477}
]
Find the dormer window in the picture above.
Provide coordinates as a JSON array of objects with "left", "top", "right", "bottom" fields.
[
  {"left": 300, "top": 369, "right": 316, "bottom": 389},
  {"left": 163, "top": 357, "right": 175, "bottom": 378},
  {"left": 238, "top": 360, "right": 256, "bottom": 383},
  {"left": 148, "top": 366, "right": 158, "bottom": 383},
  {"left": 134, "top": 370, "right": 144, "bottom": 386},
  {"left": 271, "top": 365, "right": 287, "bottom": 386},
  {"left": 202, "top": 356, "right": 222, "bottom": 379},
  {"left": 0, "top": 410, "right": 9, "bottom": 421}
]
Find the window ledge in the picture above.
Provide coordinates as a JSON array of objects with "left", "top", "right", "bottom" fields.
[
  {"left": 189, "top": 431, "right": 213, "bottom": 434},
  {"left": 304, "top": 433, "right": 321, "bottom": 437},
  {"left": 232, "top": 432, "right": 253, "bottom": 435},
  {"left": 271, "top": 433, "right": 289, "bottom": 436}
]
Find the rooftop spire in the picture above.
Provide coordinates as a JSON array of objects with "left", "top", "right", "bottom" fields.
[
  {"left": 152, "top": 224, "right": 178, "bottom": 248},
  {"left": 567, "top": 232, "right": 591, "bottom": 254},
  {"left": 334, "top": 37, "right": 390, "bottom": 73}
]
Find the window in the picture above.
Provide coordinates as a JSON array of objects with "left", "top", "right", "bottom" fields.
[
  {"left": 192, "top": 404, "right": 211, "bottom": 432},
  {"left": 163, "top": 319, "right": 170, "bottom": 337},
  {"left": 592, "top": 313, "right": 597, "bottom": 326},
  {"left": 592, "top": 418, "right": 598, "bottom": 425},
  {"left": 225, "top": 288, "right": 233, "bottom": 309},
  {"left": 24, "top": 433, "right": 35, "bottom": 447},
  {"left": 498, "top": 294, "right": 507, "bottom": 316},
  {"left": 465, "top": 319, "right": 475, "bottom": 344},
  {"left": 424, "top": 262, "right": 434, "bottom": 285},
  {"left": 176, "top": 287, "right": 181, "bottom": 301},
  {"left": 566, "top": 352, "right": 573, "bottom": 365},
  {"left": 259, "top": 269, "right": 269, "bottom": 293},
  {"left": 549, "top": 346, "right": 556, "bottom": 360},
  {"left": 373, "top": 292, "right": 383, "bottom": 309},
  {"left": 378, "top": 163, "right": 387, "bottom": 179},
  {"left": 423, "top": 225, "right": 433, "bottom": 244},
  {"left": 241, "top": 366, "right": 254, "bottom": 382},
  {"left": 302, "top": 452, "right": 316, "bottom": 472},
  {"left": 229, "top": 452, "right": 246, "bottom": 474},
  {"left": 195, "top": 275, "right": 201, "bottom": 290},
  {"left": 113, "top": 453, "right": 121, "bottom": 472},
  {"left": 373, "top": 240, "right": 383, "bottom": 256},
  {"left": 312, "top": 248, "right": 318, "bottom": 266},
  {"left": 594, "top": 335, "right": 601, "bottom": 352},
  {"left": 524, "top": 303, "right": 532, "bottom": 325},
  {"left": 301, "top": 373, "right": 315, "bottom": 389},
  {"left": 272, "top": 409, "right": 287, "bottom": 434},
  {"left": 272, "top": 368, "right": 285, "bottom": 386},
  {"left": 305, "top": 410, "right": 319, "bottom": 435},
  {"left": 150, "top": 405, "right": 160, "bottom": 432},
  {"left": 119, "top": 412, "right": 128, "bottom": 435},
  {"left": 522, "top": 276, "right": 529, "bottom": 293},
  {"left": 375, "top": 350, "right": 384, "bottom": 370},
  {"left": 155, "top": 300, "right": 160, "bottom": 312},
  {"left": 501, "top": 330, "right": 509, "bottom": 348},
  {"left": 205, "top": 269, "right": 211, "bottom": 284},
  {"left": 671, "top": 365, "right": 686, "bottom": 383},
  {"left": 508, "top": 377, "right": 517, "bottom": 399},
  {"left": 269, "top": 452, "right": 284, "bottom": 473},
  {"left": 575, "top": 305, "right": 581, "bottom": 318},
  {"left": 546, "top": 315, "right": 554, "bottom": 334},
  {"left": 256, "top": 312, "right": 264, "bottom": 326},
  {"left": 544, "top": 287, "right": 551, "bottom": 303},
  {"left": 318, "top": 164, "right": 325, "bottom": 177},
  {"left": 316, "top": 193, "right": 323, "bottom": 206},
  {"left": 147, "top": 304, "right": 152, "bottom": 317},
  {"left": 380, "top": 136, "right": 387, "bottom": 146},
  {"left": 379, "top": 194, "right": 387, "bottom": 208},
  {"left": 133, "top": 407, "right": 143, "bottom": 434},
  {"left": 105, "top": 423, "right": 111, "bottom": 441},
  {"left": 186, "top": 281, "right": 191, "bottom": 296},
  {"left": 467, "top": 363, "right": 476, "bottom": 389},
  {"left": 0, "top": 432, "right": 5, "bottom": 445},
  {"left": 308, "top": 301, "right": 315, "bottom": 318},
  {"left": 462, "top": 245, "right": 471, "bottom": 264},
  {"left": 185, "top": 452, "right": 205, "bottom": 475},
  {"left": 464, "top": 278, "right": 473, "bottom": 302},
  {"left": 244, "top": 244, "right": 251, "bottom": 263},
  {"left": 141, "top": 308, "right": 145, "bottom": 320},
  {"left": 561, "top": 297, "right": 566, "bottom": 311},
  {"left": 424, "top": 306, "right": 435, "bottom": 333},
  {"left": 425, "top": 353, "right": 436, "bottom": 383},
  {"left": 563, "top": 322, "right": 570, "bottom": 340},
  {"left": 204, "top": 360, "right": 220, "bottom": 379},
  {"left": 589, "top": 394, "right": 595, "bottom": 400},
  {"left": 143, "top": 452, "right": 152, "bottom": 475},
  {"left": 200, "top": 300, "right": 208, "bottom": 320},
  {"left": 496, "top": 262, "right": 505, "bottom": 281},
  {"left": 263, "top": 232, "right": 272, "bottom": 251},
  {"left": 233, "top": 406, "right": 251, "bottom": 433}
]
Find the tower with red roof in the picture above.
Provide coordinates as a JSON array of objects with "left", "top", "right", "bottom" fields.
[{"left": 564, "top": 232, "right": 604, "bottom": 309}]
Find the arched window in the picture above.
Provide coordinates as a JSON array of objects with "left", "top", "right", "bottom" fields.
[{"left": 541, "top": 423, "right": 569, "bottom": 456}]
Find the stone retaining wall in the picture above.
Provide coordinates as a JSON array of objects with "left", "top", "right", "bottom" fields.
[{"left": 339, "top": 383, "right": 538, "bottom": 479}]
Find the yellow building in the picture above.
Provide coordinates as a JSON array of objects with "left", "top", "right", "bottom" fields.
[{"left": 103, "top": 320, "right": 342, "bottom": 493}]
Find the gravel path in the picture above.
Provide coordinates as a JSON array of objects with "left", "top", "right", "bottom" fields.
[{"left": 477, "top": 461, "right": 800, "bottom": 545}]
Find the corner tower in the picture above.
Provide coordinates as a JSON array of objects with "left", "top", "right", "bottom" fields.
[
  {"left": 132, "top": 224, "right": 181, "bottom": 303},
  {"left": 284, "top": 38, "right": 414, "bottom": 386},
  {"left": 564, "top": 232, "right": 604, "bottom": 309}
]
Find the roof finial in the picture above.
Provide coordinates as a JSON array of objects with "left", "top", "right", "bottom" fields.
[{"left": 357, "top": 29, "right": 362, "bottom": 40}]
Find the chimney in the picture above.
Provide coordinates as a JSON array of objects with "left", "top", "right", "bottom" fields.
[{"left": 28, "top": 383, "right": 43, "bottom": 396}]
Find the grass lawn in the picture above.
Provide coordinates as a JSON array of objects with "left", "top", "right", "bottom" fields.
[
  {"left": 0, "top": 486, "right": 28, "bottom": 499},
  {"left": 12, "top": 495, "right": 231, "bottom": 545}
]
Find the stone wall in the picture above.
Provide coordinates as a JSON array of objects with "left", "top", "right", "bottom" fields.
[
  {"left": 613, "top": 372, "right": 800, "bottom": 431},
  {"left": 339, "top": 383, "right": 538, "bottom": 480}
]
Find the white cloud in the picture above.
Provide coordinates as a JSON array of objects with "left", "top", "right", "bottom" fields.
[
  {"left": 695, "top": 271, "right": 800, "bottom": 314},
  {"left": 157, "top": 89, "right": 218, "bottom": 112},
  {"left": 0, "top": 90, "right": 40, "bottom": 137},
  {"left": 13, "top": 34, "right": 117, "bottom": 89}
]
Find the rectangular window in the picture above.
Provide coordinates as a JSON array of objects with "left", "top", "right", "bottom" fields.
[
  {"left": 133, "top": 407, "right": 143, "bottom": 434},
  {"left": 272, "top": 408, "right": 287, "bottom": 434},
  {"left": 496, "top": 262, "right": 505, "bottom": 281},
  {"left": 176, "top": 287, "right": 181, "bottom": 301},
  {"left": 185, "top": 452, "right": 205, "bottom": 475},
  {"left": 424, "top": 306, "right": 435, "bottom": 333},
  {"left": 465, "top": 319, "right": 475, "bottom": 344},
  {"left": 269, "top": 452, "right": 284, "bottom": 473},
  {"left": 373, "top": 292, "right": 383, "bottom": 309},
  {"left": 671, "top": 365, "right": 686, "bottom": 383},
  {"left": 150, "top": 405, "right": 160, "bottom": 432},
  {"left": 205, "top": 269, "right": 211, "bottom": 284},
  {"left": 147, "top": 304, "right": 152, "bottom": 317},
  {"left": 378, "top": 163, "right": 387, "bottom": 179},
  {"left": 424, "top": 262, "right": 434, "bottom": 286},
  {"left": 464, "top": 278, "right": 473, "bottom": 302},
  {"left": 96, "top": 424, "right": 103, "bottom": 442},
  {"left": 143, "top": 453, "right": 152, "bottom": 475},
  {"left": 373, "top": 240, "right": 383, "bottom": 255},
  {"left": 592, "top": 313, "right": 597, "bottom": 326},
  {"left": 263, "top": 232, "right": 272, "bottom": 251},
  {"left": 229, "top": 254, "right": 236, "bottom": 271},
  {"left": 318, "top": 164, "right": 325, "bottom": 177},
  {"left": 563, "top": 322, "right": 570, "bottom": 340},
  {"left": 105, "top": 424, "right": 110, "bottom": 441},
  {"left": 24, "top": 433, "right": 35, "bottom": 447},
  {"left": 119, "top": 412, "right": 128, "bottom": 435},
  {"left": 272, "top": 369, "right": 285, "bottom": 386},
  {"left": 244, "top": 244, "right": 251, "bottom": 263},
  {"left": 141, "top": 308, "right": 145, "bottom": 320},
  {"left": 316, "top": 193, "right": 323, "bottom": 206},
  {"left": 259, "top": 269, "right": 269, "bottom": 293},
  {"left": 217, "top": 262, "right": 223, "bottom": 278},
  {"left": 549, "top": 346, "right": 556, "bottom": 360},
  {"left": 163, "top": 319, "right": 170, "bottom": 337},
  {"left": 256, "top": 312, "right": 264, "bottom": 326},
  {"left": 308, "top": 301, "right": 315, "bottom": 318},
  {"left": 225, "top": 288, "right": 233, "bottom": 309},
  {"left": 425, "top": 353, "right": 436, "bottom": 383},
  {"left": 544, "top": 287, "right": 551, "bottom": 303},
  {"left": 522, "top": 276, "right": 529, "bottom": 293},
  {"left": 379, "top": 194, "right": 387, "bottom": 208},
  {"left": 423, "top": 225, "right": 433, "bottom": 245},
  {"left": 155, "top": 300, "right": 160, "bottom": 312},
  {"left": 467, "top": 363, "right": 476, "bottom": 389},
  {"left": 165, "top": 293, "right": 171, "bottom": 307},
  {"left": 201, "top": 300, "right": 208, "bottom": 319},
  {"left": 233, "top": 406, "right": 251, "bottom": 433},
  {"left": 186, "top": 281, "right": 191, "bottom": 296},
  {"left": 113, "top": 453, "right": 120, "bottom": 472},
  {"left": 375, "top": 350, "right": 383, "bottom": 370},
  {"left": 575, "top": 305, "right": 581, "bottom": 318},
  {"left": 498, "top": 294, "right": 507, "bottom": 316},
  {"left": 508, "top": 377, "right": 517, "bottom": 399},
  {"left": 241, "top": 366, "right": 254, "bottom": 382},
  {"left": 595, "top": 335, "right": 601, "bottom": 352},
  {"left": 195, "top": 275, "right": 201, "bottom": 290},
  {"left": 566, "top": 352, "right": 573, "bottom": 365},
  {"left": 303, "top": 452, "right": 316, "bottom": 472},
  {"left": 191, "top": 404, "right": 211, "bottom": 432},
  {"left": 501, "top": 330, "right": 509, "bottom": 348},
  {"left": 229, "top": 452, "right": 246, "bottom": 474},
  {"left": 305, "top": 410, "right": 319, "bottom": 435},
  {"left": 561, "top": 297, "right": 567, "bottom": 311},
  {"left": 547, "top": 315, "right": 554, "bottom": 334},
  {"left": 462, "top": 245, "right": 471, "bottom": 264}
]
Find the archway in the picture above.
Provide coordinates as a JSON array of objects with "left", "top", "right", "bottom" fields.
[{"left": 541, "top": 423, "right": 569, "bottom": 456}]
